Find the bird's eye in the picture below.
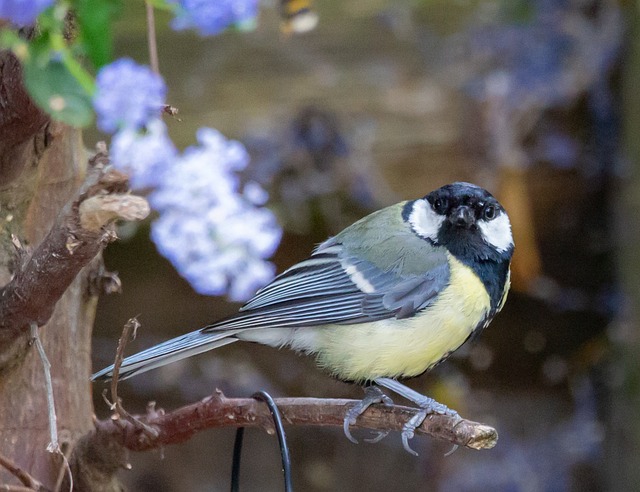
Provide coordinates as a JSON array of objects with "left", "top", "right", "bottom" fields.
[
  {"left": 483, "top": 205, "right": 496, "bottom": 220},
  {"left": 432, "top": 197, "right": 448, "bottom": 213}
]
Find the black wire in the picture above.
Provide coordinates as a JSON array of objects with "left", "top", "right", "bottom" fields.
[
  {"left": 228, "top": 391, "right": 293, "bottom": 492},
  {"left": 230, "top": 426, "right": 245, "bottom": 492},
  {"left": 252, "top": 390, "right": 293, "bottom": 492}
]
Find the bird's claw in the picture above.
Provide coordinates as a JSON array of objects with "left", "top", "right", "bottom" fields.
[
  {"left": 343, "top": 386, "right": 393, "bottom": 444},
  {"left": 402, "top": 397, "right": 458, "bottom": 456},
  {"left": 364, "top": 430, "right": 389, "bottom": 443},
  {"left": 444, "top": 444, "right": 459, "bottom": 456},
  {"left": 343, "top": 410, "right": 360, "bottom": 444},
  {"left": 401, "top": 409, "right": 427, "bottom": 456},
  {"left": 372, "top": 378, "right": 460, "bottom": 455},
  {"left": 400, "top": 401, "right": 459, "bottom": 455}
]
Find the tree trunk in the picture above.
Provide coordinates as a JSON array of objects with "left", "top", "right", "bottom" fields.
[{"left": 0, "top": 50, "right": 97, "bottom": 490}]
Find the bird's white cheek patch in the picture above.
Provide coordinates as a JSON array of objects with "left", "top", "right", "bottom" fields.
[
  {"left": 478, "top": 213, "right": 514, "bottom": 253},
  {"left": 409, "top": 199, "right": 444, "bottom": 242}
]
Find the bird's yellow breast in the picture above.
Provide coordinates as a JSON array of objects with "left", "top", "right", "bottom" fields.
[{"left": 313, "top": 256, "right": 492, "bottom": 382}]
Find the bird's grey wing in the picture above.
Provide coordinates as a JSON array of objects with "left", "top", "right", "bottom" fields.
[{"left": 203, "top": 239, "right": 450, "bottom": 332}]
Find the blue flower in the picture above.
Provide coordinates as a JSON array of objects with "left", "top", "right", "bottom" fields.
[
  {"left": 94, "top": 58, "right": 166, "bottom": 133},
  {"left": 149, "top": 127, "right": 282, "bottom": 301},
  {"left": 170, "top": 0, "right": 259, "bottom": 36},
  {"left": 110, "top": 119, "right": 178, "bottom": 189},
  {"left": 228, "top": 258, "right": 276, "bottom": 301},
  {"left": 0, "top": 0, "right": 54, "bottom": 25},
  {"left": 243, "top": 181, "right": 269, "bottom": 205},
  {"left": 149, "top": 128, "right": 249, "bottom": 212},
  {"left": 151, "top": 208, "right": 280, "bottom": 300}
]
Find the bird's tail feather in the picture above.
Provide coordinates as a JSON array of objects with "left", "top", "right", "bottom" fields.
[{"left": 91, "top": 329, "right": 240, "bottom": 381}]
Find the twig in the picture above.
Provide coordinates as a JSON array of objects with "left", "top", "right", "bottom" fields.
[
  {"left": 53, "top": 453, "right": 73, "bottom": 492},
  {"left": 29, "top": 323, "right": 58, "bottom": 453},
  {"left": 0, "top": 452, "right": 49, "bottom": 491},
  {"left": 109, "top": 317, "right": 139, "bottom": 415},
  {"left": 92, "top": 391, "right": 497, "bottom": 452},
  {"left": 28, "top": 324, "right": 74, "bottom": 492},
  {"left": 106, "top": 318, "right": 158, "bottom": 438},
  {"left": 145, "top": 1, "right": 159, "bottom": 74},
  {"left": 79, "top": 195, "right": 149, "bottom": 232},
  {"left": 0, "top": 486, "right": 43, "bottom": 491}
]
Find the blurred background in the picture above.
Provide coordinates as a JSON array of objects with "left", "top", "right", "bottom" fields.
[{"left": 90, "top": 0, "right": 640, "bottom": 490}]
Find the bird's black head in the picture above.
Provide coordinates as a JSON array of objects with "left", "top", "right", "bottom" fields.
[{"left": 403, "top": 182, "right": 514, "bottom": 262}]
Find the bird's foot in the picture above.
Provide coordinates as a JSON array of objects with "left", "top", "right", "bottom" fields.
[
  {"left": 374, "top": 377, "right": 459, "bottom": 455},
  {"left": 343, "top": 385, "right": 393, "bottom": 444},
  {"left": 401, "top": 409, "right": 428, "bottom": 456}
]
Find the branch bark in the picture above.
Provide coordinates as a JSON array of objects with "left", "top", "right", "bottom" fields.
[
  {"left": 0, "top": 452, "right": 49, "bottom": 491},
  {"left": 89, "top": 392, "right": 497, "bottom": 453},
  {"left": 0, "top": 147, "right": 149, "bottom": 370}
]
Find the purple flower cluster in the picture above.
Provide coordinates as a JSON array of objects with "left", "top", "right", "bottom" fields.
[
  {"left": 94, "top": 59, "right": 176, "bottom": 188},
  {"left": 0, "top": 0, "right": 54, "bottom": 26},
  {"left": 150, "top": 128, "right": 281, "bottom": 301},
  {"left": 109, "top": 119, "right": 178, "bottom": 189},
  {"left": 92, "top": 59, "right": 281, "bottom": 300},
  {"left": 94, "top": 58, "right": 167, "bottom": 133},
  {"left": 170, "top": 0, "right": 259, "bottom": 36}
]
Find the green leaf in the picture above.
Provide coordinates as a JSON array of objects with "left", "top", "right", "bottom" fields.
[
  {"left": 22, "top": 49, "right": 95, "bottom": 127},
  {"left": 0, "top": 29, "right": 22, "bottom": 50},
  {"left": 74, "top": 0, "right": 123, "bottom": 68}
]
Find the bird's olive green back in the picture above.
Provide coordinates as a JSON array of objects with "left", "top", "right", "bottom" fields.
[{"left": 334, "top": 201, "right": 448, "bottom": 277}]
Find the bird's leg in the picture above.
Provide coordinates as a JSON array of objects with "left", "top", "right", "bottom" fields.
[
  {"left": 374, "top": 377, "right": 459, "bottom": 456},
  {"left": 343, "top": 384, "right": 393, "bottom": 444}
]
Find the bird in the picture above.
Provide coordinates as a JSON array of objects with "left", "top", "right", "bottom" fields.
[{"left": 92, "top": 182, "right": 514, "bottom": 454}]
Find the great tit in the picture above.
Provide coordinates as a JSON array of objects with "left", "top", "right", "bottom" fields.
[{"left": 93, "top": 182, "right": 514, "bottom": 454}]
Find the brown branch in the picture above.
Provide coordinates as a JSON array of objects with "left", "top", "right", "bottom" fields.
[
  {"left": 0, "top": 145, "right": 150, "bottom": 366},
  {"left": 102, "top": 317, "right": 160, "bottom": 439},
  {"left": 0, "top": 486, "right": 43, "bottom": 492},
  {"left": 108, "top": 318, "right": 140, "bottom": 418},
  {"left": 0, "top": 452, "right": 50, "bottom": 491},
  {"left": 92, "top": 391, "right": 497, "bottom": 453}
]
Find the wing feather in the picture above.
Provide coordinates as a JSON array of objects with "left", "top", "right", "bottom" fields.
[{"left": 203, "top": 238, "right": 451, "bottom": 334}]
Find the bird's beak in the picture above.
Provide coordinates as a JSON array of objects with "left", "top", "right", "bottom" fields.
[{"left": 450, "top": 206, "right": 475, "bottom": 228}]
